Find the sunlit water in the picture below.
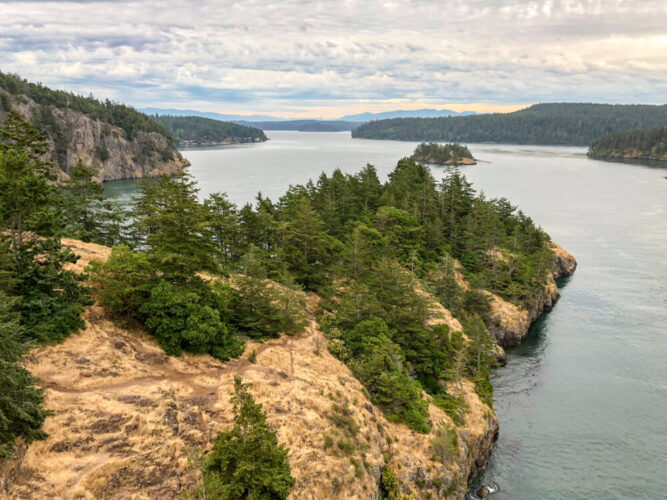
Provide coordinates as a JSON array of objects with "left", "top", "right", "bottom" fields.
[{"left": 105, "top": 131, "right": 667, "bottom": 499}]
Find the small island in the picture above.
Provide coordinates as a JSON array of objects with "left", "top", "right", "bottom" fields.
[
  {"left": 588, "top": 126, "right": 667, "bottom": 162},
  {"left": 152, "top": 115, "right": 267, "bottom": 147},
  {"left": 411, "top": 142, "right": 476, "bottom": 165}
]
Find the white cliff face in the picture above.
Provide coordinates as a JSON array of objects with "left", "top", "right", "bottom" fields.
[{"left": 1, "top": 91, "right": 186, "bottom": 182}]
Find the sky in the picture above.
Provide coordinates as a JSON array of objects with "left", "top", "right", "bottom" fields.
[{"left": 1, "top": 0, "right": 666, "bottom": 118}]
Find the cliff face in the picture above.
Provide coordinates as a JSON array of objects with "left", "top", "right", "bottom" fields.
[
  {"left": 0, "top": 90, "right": 186, "bottom": 182},
  {"left": 1, "top": 239, "right": 497, "bottom": 500},
  {"left": 487, "top": 242, "right": 577, "bottom": 347}
]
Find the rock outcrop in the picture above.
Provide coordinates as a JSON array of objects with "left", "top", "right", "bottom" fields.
[
  {"left": 1, "top": 239, "right": 498, "bottom": 500},
  {"left": 0, "top": 90, "right": 186, "bottom": 182},
  {"left": 487, "top": 242, "right": 576, "bottom": 347}
]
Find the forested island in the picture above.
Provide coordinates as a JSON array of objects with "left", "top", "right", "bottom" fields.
[
  {"left": 588, "top": 126, "right": 667, "bottom": 161},
  {"left": 152, "top": 115, "right": 267, "bottom": 146},
  {"left": 353, "top": 103, "right": 667, "bottom": 146},
  {"left": 0, "top": 71, "right": 184, "bottom": 181},
  {"left": 411, "top": 142, "right": 475, "bottom": 165},
  {"left": 0, "top": 111, "right": 575, "bottom": 499}
]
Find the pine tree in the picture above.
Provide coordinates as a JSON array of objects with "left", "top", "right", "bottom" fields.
[
  {"left": 0, "top": 292, "right": 49, "bottom": 460},
  {"left": 132, "top": 173, "right": 214, "bottom": 281},
  {"left": 202, "top": 377, "right": 295, "bottom": 500}
]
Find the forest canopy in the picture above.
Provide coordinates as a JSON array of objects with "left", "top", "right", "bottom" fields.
[
  {"left": 588, "top": 126, "right": 667, "bottom": 161},
  {"left": 152, "top": 115, "right": 267, "bottom": 146},
  {"left": 352, "top": 103, "right": 667, "bottom": 146}
]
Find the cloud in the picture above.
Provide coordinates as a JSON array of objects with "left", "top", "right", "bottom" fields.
[{"left": 0, "top": 0, "right": 665, "bottom": 117}]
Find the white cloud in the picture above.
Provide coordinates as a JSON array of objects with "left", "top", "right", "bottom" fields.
[{"left": 0, "top": 0, "right": 665, "bottom": 117}]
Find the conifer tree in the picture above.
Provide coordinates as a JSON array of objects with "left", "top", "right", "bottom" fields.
[
  {"left": 0, "top": 292, "right": 49, "bottom": 460},
  {"left": 203, "top": 377, "right": 295, "bottom": 500}
]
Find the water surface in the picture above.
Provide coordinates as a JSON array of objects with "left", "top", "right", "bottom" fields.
[{"left": 106, "top": 131, "right": 667, "bottom": 499}]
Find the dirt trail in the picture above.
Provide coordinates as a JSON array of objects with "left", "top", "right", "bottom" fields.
[{"left": 1, "top": 239, "right": 498, "bottom": 500}]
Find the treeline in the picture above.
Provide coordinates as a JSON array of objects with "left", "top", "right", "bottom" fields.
[
  {"left": 0, "top": 71, "right": 173, "bottom": 143},
  {"left": 1, "top": 112, "right": 556, "bottom": 495},
  {"left": 353, "top": 103, "right": 667, "bottom": 146},
  {"left": 153, "top": 115, "right": 267, "bottom": 146},
  {"left": 411, "top": 142, "right": 473, "bottom": 165},
  {"left": 588, "top": 126, "right": 667, "bottom": 161}
]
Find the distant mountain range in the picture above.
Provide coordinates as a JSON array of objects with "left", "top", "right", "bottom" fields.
[
  {"left": 139, "top": 107, "right": 478, "bottom": 126},
  {"left": 340, "top": 108, "right": 477, "bottom": 121},
  {"left": 139, "top": 108, "right": 285, "bottom": 122}
]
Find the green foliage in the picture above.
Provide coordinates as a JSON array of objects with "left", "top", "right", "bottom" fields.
[
  {"left": 588, "top": 126, "right": 667, "bottom": 161},
  {"left": 430, "top": 422, "right": 459, "bottom": 465},
  {"left": 411, "top": 142, "right": 473, "bottom": 164},
  {"left": 61, "top": 160, "right": 127, "bottom": 245},
  {"left": 0, "top": 71, "right": 174, "bottom": 143},
  {"left": 0, "top": 293, "right": 49, "bottom": 460},
  {"left": 202, "top": 377, "right": 295, "bottom": 500},
  {"left": 10, "top": 237, "right": 92, "bottom": 343},
  {"left": 152, "top": 115, "right": 266, "bottom": 146},
  {"left": 87, "top": 246, "right": 155, "bottom": 316},
  {"left": 0, "top": 117, "right": 92, "bottom": 344},
  {"left": 353, "top": 103, "right": 667, "bottom": 146},
  {"left": 139, "top": 279, "right": 243, "bottom": 360},
  {"left": 132, "top": 174, "right": 214, "bottom": 281},
  {"left": 351, "top": 332, "right": 431, "bottom": 433},
  {"left": 380, "top": 465, "right": 402, "bottom": 500},
  {"left": 431, "top": 393, "right": 469, "bottom": 427}
]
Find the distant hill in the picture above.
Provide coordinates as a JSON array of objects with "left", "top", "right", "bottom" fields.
[
  {"left": 588, "top": 127, "right": 667, "bottom": 162},
  {"left": 238, "top": 120, "right": 359, "bottom": 132},
  {"left": 139, "top": 107, "right": 283, "bottom": 122},
  {"left": 341, "top": 108, "right": 477, "bottom": 122},
  {"left": 352, "top": 103, "right": 667, "bottom": 146},
  {"left": 0, "top": 72, "right": 184, "bottom": 181},
  {"left": 152, "top": 115, "right": 267, "bottom": 146}
]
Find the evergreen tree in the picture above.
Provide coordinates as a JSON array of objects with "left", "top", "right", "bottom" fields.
[
  {"left": 132, "top": 173, "right": 214, "bottom": 281},
  {"left": 61, "top": 159, "right": 126, "bottom": 245},
  {"left": 203, "top": 377, "right": 295, "bottom": 500},
  {"left": 0, "top": 293, "right": 49, "bottom": 460}
]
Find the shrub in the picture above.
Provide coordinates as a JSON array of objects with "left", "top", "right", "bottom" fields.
[
  {"left": 430, "top": 422, "right": 459, "bottom": 465},
  {"left": 139, "top": 279, "right": 243, "bottom": 360},
  {"left": 380, "top": 465, "right": 401, "bottom": 500},
  {"left": 432, "top": 393, "right": 469, "bottom": 427},
  {"left": 202, "top": 377, "right": 295, "bottom": 499},
  {"left": 87, "top": 246, "right": 155, "bottom": 317}
]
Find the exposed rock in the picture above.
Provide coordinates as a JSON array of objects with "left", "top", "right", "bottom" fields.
[
  {"left": 1, "top": 238, "right": 499, "bottom": 500},
  {"left": 0, "top": 90, "right": 187, "bottom": 182},
  {"left": 487, "top": 242, "right": 576, "bottom": 347}
]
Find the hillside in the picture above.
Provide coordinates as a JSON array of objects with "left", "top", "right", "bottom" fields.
[
  {"left": 1, "top": 238, "right": 499, "bottom": 500},
  {"left": 0, "top": 72, "right": 185, "bottom": 181},
  {"left": 0, "top": 122, "right": 577, "bottom": 499},
  {"left": 352, "top": 103, "right": 667, "bottom": 146},
  {"left": 152, "top": 115, "right": 267, "bottom": 146},
  {"left": 588, "top": 126, "right": 667, "bottom": 161}
]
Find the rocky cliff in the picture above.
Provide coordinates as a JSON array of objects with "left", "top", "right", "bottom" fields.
[
  {"left": 0, "top": 90, "right": 186, "bottom": 182},
  {"left": 487, "top": 242, "right": 577, "bottom": 347},
  {"left": 1, "top": 239, "right": 497, "bottom": 500}
]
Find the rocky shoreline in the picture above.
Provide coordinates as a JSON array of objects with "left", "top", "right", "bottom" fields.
[{"left": 487, "top": 242, "right": 577, "bottom": 348}]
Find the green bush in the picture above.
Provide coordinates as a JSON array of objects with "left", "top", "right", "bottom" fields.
[
  {"left": 87, "top": 246, "right": 155, "bottom": 316},
  {"left": 139, "top": 279, "right": 243, "bottom": 361},
  {"left": 202, "top": 377, "right": 295, "bottom": 499}
]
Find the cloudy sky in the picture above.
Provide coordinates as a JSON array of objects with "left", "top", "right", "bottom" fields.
[{"left": 1, "top": 0, "right": 665, "bottom": 118}]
